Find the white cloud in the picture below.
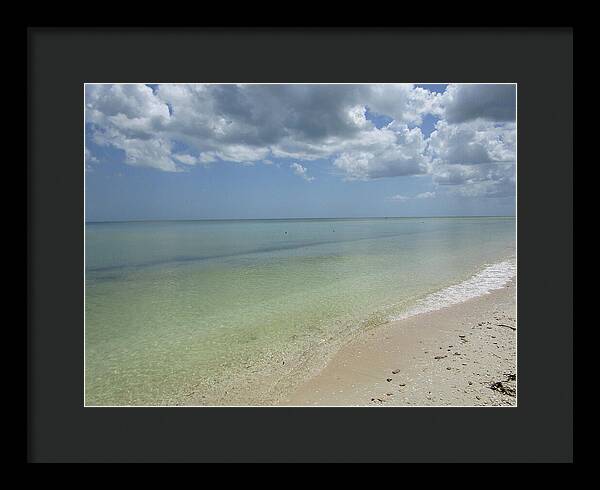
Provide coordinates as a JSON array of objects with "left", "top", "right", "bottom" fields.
[
  {"left": 85, "top": 84, "right": 437, "bottom": 174},
  {"left": 333, "top": 124, "right": 429, "bottom": 180},
  {"left": 198, "top": 152, "right": 218, "bottom": 164},
  {"left": 86, "top": 85, "right": 178, "bottom": 172},
  {"left": 290, "top": 163, "right": 315, "bottom": 182},
  {"left": 92, "top": 126, "right": 179, "bottom": 172},
  {"left": 173, "top": 153, "right": 198, "bottom": 165},
  {"left": 428, "top": 119, "right": 515, "bottom": 166},
  {"left": 86, "top": 84, "right": 170, "bottom": 122},
  {"left": 439, "top": 84, "right": 516, "bottom": 123},
  {"left": 445, "top": 175, "right": 516, "bottom": 198},
  {"left": 389, "top": 194, "right": 410, "bottom": 202},
  {"left": 432, "top": 162, "right": 515, "bottom": 198},
  {"left": 426, "top": 116, "right": 516, "bottom": 198},
  {"left": 85, "top": 146, "right": 98, "bottom": 164},
  {"left": 362, "top": 84, "right": 441, "bottom": 125},
  {"left": 84, "top": 83, "right": 516, "bottom": 199},
  {"left": 215, "top": 145, "right": 270, "bottom": 165},
  {"left": 389, "top": 191, "right": 436, "bottom": 202}
]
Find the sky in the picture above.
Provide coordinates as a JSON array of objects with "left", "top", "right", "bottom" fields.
[{"left": 85, "top": 83, "right": 516, "bottom": 221}]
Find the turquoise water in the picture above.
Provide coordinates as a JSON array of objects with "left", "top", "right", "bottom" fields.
[{"left": 85, "top": 217, "right": 516, "bottom": 405}]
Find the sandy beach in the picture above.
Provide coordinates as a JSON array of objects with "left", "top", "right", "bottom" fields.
[{"left": 279, "top": 280, "right": 516, "bottom": 407}]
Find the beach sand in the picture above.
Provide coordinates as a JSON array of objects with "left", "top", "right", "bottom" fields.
[{"left": 279, "top": 280, "right": 516, "bottom": 407}]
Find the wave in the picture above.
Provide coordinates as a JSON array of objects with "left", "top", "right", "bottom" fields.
[{"left": 391, "top": 259, "right": 516, "bottom": 321}]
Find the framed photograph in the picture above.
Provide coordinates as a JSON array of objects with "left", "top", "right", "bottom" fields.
[{"left": 28, "top": 27, "right": 573, "bottom": 462}]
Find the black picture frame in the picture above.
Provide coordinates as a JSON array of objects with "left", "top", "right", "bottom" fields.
[{"left": 27, "top": 27, "right": 573, "bottom": 463}]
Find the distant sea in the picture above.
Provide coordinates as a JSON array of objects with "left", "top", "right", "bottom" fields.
[{"left": 85, "top": 217, "right": 516, "bottom": 405}]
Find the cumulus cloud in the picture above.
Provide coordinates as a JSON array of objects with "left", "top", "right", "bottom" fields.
[
  {"left": 427, "top": 116, "right": 516, "bottom": 198},
  {"left": 432, "top": 162, "right": 515, "bottom": 198},
  {"left": 333, "top": 124, "right": 429, "bottom": 180},
  {"left": 428, "top": 119, "right": 515, "bottom": 166},
  {"left": 425, "top": 86, "right": 516, "bottom": 199},
  {"left": 363, "top": 84, "right": 441, "bottom": 125},
  {"left": 440, "top": 84, "right": 516, "bottom": 123},
  {"left": 86, "top": 84, "right": 177, "bottom": 171},
  {"left": 85, "top": 83, "right": 516, "bottom": 198},
  {"left": 290, "top": 163, "right": 315, "bottom": 182},
  {"left": 85, "top": 84, "right": 437, "bottom": 174}
]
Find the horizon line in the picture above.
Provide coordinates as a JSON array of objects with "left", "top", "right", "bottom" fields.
[{"left": 86, "top": 215, "right": 516, "bottom": 224}]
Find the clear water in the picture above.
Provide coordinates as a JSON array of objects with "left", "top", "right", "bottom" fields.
[{"left": 85, "top": 217, "right": 516, "bottom": 405}]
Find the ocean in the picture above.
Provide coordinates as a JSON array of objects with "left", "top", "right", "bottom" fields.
[{"left": 85, "top": 217, "right": 516, "bottom": 406}]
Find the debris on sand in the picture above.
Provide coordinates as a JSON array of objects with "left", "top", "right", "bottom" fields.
[
  {"left": 496, "top": 323, "right": 517, "bottom": 331},
  {"left": 489, "top": 373, "right": 517, "bottom": 397},
  {"left": 489, "top": 381, "right": 516, "bottom": 396}
]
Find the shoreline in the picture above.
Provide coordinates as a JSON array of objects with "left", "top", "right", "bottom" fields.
[
  {"left": 93, "top": 258, "right": 517, "bottom": 407},
  {"left": 176, "top": 267, "right": 517, "bottom": 407},
  {"left": 278, "top": 279, "right": 516, "bottom": 407}
]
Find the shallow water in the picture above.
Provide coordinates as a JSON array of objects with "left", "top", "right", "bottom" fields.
[{"left": 85, "top": 217, "right": 516, "bottom": 405}]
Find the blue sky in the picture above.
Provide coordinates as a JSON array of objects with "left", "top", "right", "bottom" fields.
[{"left": 85, "top": 84, "right": 516, "bottom": 221}]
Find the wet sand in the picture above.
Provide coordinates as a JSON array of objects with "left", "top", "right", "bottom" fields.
[{"left": 279, "top": 280, "right": 516, "bottom": 406}]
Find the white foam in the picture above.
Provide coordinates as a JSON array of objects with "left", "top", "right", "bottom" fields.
[{"left": 391, "top": 259, "right": 516, "bottom": 321}]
